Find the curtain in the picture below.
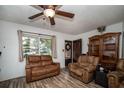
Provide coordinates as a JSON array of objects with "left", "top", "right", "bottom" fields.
[
  {"left": 52, "top": 36, "right": 57, "bottom": 58},
  {"left": 17, "top": 30, "right": 24, "bottom": 62}
]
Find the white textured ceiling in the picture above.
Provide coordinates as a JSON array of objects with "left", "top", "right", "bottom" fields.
[{"left": 0, "top": 5, "right": 124, "bottom": 35}]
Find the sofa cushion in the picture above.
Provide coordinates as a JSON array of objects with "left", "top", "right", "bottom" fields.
[
  {"left": 88, "top": 56, "right": 95, "bottom": 64},
  {"left": 70, "top": 68, "right": 83, "bottom": 76},
  {"left": 69, "top": 64, "right": 83, "bottom": 76},
  {"left": 32, "top": 67, "right": 47, "bottom": 76},
  {"left": 93, "top": 57, "right": 99, "bottom": 66},
  {"left": 29, "top": 63, "right": 41, "bottom": 67},
  {"left": 77, "top": 56, "right": 96, "bottom": 67},
  {"left": 83, "top": 64, "right": 95, "bottom": 72},
  {"left": 28, "top": 55, "right": 41, "bottom": 63},
  {"left": 45, "top": 64, "right": 59, "bottom": 72},
  {"left": 78, "top": 62, "right": 89, "bottom": 67},
  {"left": 78, "top": 55, "right": 88, "bottom": 63},
  {"left": 41, "top": 55, "right": 52, "bottom": 61},
  {"left": 41, "top": 61, "right": 52, "bottom": 66},
  {"left": 31, "top": 64, "right": 58, "bottom": 76},
  {"left": 69, "top": 63, "right": 79, "bottom": 69}
]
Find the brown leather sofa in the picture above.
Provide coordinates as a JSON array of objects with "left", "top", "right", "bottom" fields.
[
  {"left": 25, "top": 55, "right": 60, "bottom": 83},
  {"left": 107, "top": 59, "right": 124, "bottom": 88},
  {"left": 68, "top": 55, "right": 99, "bottom": 83}
]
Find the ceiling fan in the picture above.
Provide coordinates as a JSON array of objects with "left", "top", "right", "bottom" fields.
[{"left": 28, "top": 5, "right": 75, "bottom": 25}]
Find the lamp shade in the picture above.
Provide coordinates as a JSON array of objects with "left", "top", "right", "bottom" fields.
[{"left": 44, "top": 9, "right": 55, "bottom": 17}]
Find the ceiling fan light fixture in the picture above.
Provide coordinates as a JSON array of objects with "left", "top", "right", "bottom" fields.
[{"left": 44, "top": 9, "right": 55, "bottom": 17}]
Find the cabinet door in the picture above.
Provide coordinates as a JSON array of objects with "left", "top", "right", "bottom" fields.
[
  {"left": 100, "top": 33, "right": 121, "bottom": 71},
  {"left": 101, "top": 36, "right": 116, "bottom": 62},
  {"left": 89, "top": 36, "right": 100, "bottom": 57}
]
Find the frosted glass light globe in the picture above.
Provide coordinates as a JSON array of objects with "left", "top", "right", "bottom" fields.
[{"left": 44, "top": 9, "right": 55, "bottom": 17}]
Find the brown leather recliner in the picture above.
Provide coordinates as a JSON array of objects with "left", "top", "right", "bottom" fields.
[
  {"left": 107, "top": 59, "right": 124, "bottom": 88},
  {"left": 25, "top": 55, "right": 60, "bottom": 83},
  {"left": 68, "top": 55, "right": 99, "bottom": 83}
]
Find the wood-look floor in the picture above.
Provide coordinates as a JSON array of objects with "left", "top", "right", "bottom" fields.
[{"left": 0, "top": 69, "right": 102, "bottom": 88}]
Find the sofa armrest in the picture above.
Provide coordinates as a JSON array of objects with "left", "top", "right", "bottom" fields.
[
  {"left": 107, "top": 71, "right": 124, "bottom": 87},
  {"left": 52, "top": 63, "right": 60, "bottom": 74},
  {"left": 68, "top": 63, "right": 78, "bottom": 69},
  {"left": 53, "top": 62, "right": 60, "bottom": 68},
  {"left": 83, "top": 65, "right": 96, "bottom": 73},
  {"left": 26, "top": 64, "right": 31, "bottom": 69},
  {"left": 107, "top": 71, "right": 124, "bottom": 81},
  {"left": 25, "top": 66, "right": 32, "bottom": 83}
]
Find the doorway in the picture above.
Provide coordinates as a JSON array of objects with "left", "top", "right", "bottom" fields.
[
  {"left": 64, "top": 39, "right": 82, "bottom": 67},
  {"left": 65, "top": 40, "right": 72, "bottom": 67},
  {"left": 73, "top": 39, "right": 82, "bottom": 62}
]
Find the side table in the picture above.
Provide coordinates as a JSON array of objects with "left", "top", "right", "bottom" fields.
[{"left": 95, "top": 70, "right": 108, "bottom": 88}]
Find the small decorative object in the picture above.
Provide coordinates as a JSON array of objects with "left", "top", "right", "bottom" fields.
[
  {"left": 100, "top": 67, "right": 104, "bottom": 72},
  {"left": 97, "top": 26, "right": 106, "bottom": 33},
  {"left": 65, "top": 43, "right": 71, "bottom": 51},
  {"left": 96, "top": 64, "right": 101, "bottom": 71}
]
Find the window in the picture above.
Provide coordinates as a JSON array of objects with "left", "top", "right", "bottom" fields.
[
  {"left": 22, "top": 33, "right": 52, "bottom": 57},
  {"left": 18, "top": 30, "right": 57, "bottom": 62}
]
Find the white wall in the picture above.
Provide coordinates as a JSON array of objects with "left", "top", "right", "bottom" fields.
[
  {"left": 74, "top": 22, "right": 123, "bottom": 58},
  {"left": 0, "top": 20, "right": 74, "bottom": 81}
]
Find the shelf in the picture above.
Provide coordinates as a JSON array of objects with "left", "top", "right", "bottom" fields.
[
  {"left": 102, "top": 55, "right": 116, "bottom": 59},
  {"left": 103, "top": 49, "right": 116, "bottom": 51},
  {"left": 103, "top": 43, "right": 115, "bottom": 45},
  {"left": 92, "top": 49, "right": 99, "bottom": 51},
  {"left": 101, "top": 60, "right": 116, "bottom": 64},
  {"left": 103, "top": 44, "right": 115, "bottom": 51},
  {"left": 103, "top": 51, "right": 116, "bottom": 55}
]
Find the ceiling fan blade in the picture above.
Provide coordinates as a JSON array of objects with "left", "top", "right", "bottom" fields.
[
  {"left": 55, "top": 5, "right": 62, "bottom": 10},
  {"left": 31, "top": 5, "right": 44, "bottom": 11},
  {"left": 38, "top": 5, "right": 49, "bottom": 9},
  {"left": 49, "top": 17, "right": 55, "bottom": 25},
  {"left": 38, "top": 5, "right": 45, "bottom": 9},
  {"left": 28, "top": 12, "right": 43, "bottom": 19},
  {"left": 56, "top": 10, "right": 74, "bottom": 18},
  {"left": 38, "top": 5, "right": 60, "bottom": 10}
]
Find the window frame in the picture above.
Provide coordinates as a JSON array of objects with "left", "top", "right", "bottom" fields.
[{"left": 22, "top": 33, "right": 52, "bottom": 57}]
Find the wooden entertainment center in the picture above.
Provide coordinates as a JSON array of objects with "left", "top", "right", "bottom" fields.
[{"left": 88, "top": 32, "right": 121, "bottom": 70}]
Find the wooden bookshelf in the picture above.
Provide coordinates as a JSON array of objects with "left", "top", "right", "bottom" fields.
[{"left": 88, "top": 32, "right": 121, "bottom": 71}]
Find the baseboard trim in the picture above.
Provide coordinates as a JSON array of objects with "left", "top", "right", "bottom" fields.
[{"left": 0, "top": 76, "right": 25, "bottom": 83}]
